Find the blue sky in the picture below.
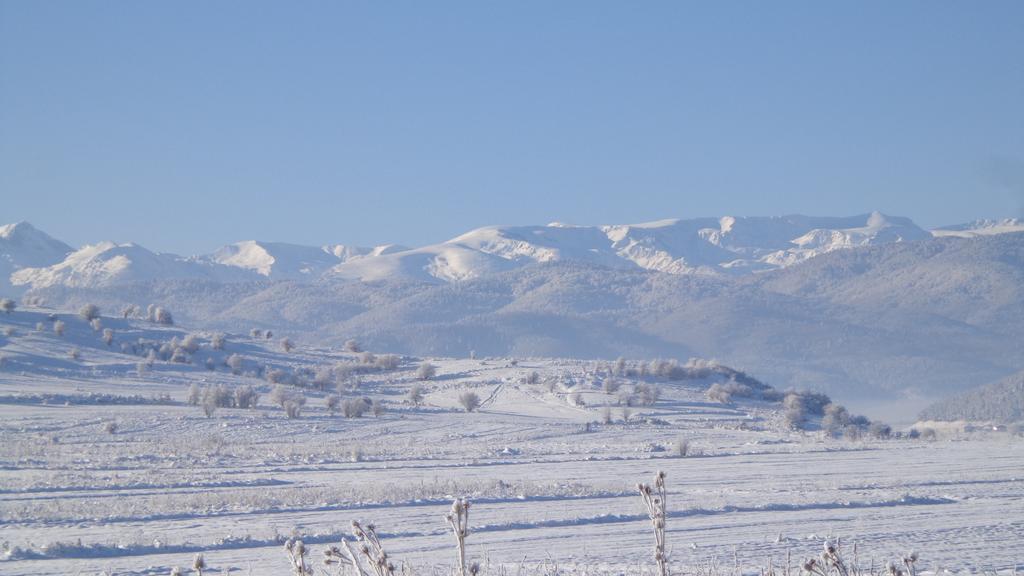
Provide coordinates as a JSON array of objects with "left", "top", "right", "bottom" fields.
[{"left": 2, "top": 1, "right": 1022, "bottom": 254}]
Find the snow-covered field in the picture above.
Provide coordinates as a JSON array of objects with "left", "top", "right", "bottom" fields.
[{"left": 0, "top": 307, "right": 1021, "bottom": 575}]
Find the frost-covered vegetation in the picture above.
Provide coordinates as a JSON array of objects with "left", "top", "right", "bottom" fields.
[{"left": 0, "top": 305, "right": 1021, "bottom": 575}]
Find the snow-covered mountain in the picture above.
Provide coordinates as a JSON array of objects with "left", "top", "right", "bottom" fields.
[
  {"left": 327, "top": 212, "right": 932, "bottom": 282},
  {"left": 0, "top": 212, "right": 1017, "bottom": 292},
  {"left": 0, "top": 222, "right": 73, "bottom": 294},
  {"left": 10, "top": 241, "right": 256, "bottom": 290},
  {"left": 931, "top": 218, "right": 1024, "bottom": 238}
]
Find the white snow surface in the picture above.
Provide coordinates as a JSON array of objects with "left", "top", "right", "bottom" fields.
[
  {"left": 0, "top": 307, "right": 1022, "bottom": 575},
  {"left": 1, "top": 212, "right": 948, "bottom": 289},
  {"left": 931, "top": 218, "right": 1024, "bottom": 238}
]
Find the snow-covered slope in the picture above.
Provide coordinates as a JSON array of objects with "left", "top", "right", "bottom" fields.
[
  {"left": 11, "top": 241, "right": 256, "bottom": 290},
  {"left": 208, "top": 241, "right": 341, "bottom": 280},
  {"left": 328, "top": 212, "right": 931, "bottom": 282},
  {"left": 0, "top": 222, "right": 73, "bottom": 295},
  {"left": 931, "top": 218, "right": 1024, "bottom": 238}
]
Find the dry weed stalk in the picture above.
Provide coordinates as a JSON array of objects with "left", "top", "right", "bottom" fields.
[
  {"left": 446, "top": 498, "right": 472, "bottom": 576},
  {"left": 284, "top": 538, "right": 313, "bottom": 575},
  {"left": 324, "top": 537, "right": 367, "bottom": 576},
  {"left": 638, "top": 470, "right": 669, "bottom": 576},
  {"left": 351, "top": 520, "right": 397, "bottom": 576}
]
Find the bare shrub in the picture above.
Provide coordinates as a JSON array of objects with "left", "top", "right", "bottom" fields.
[
  {"left": 636, "top": 383, "right": 660, "bottom": 406},
  {"left": 79, "top": 303, "right": 100, "bottom": 321},
  {"left": 234, "top": 385, "right": 259, "bottom": 409},
  {"left": 458, "top": 391, "right": 481, "bottom": 412},
  {"left": 375, "top": 354, "right": 400, "bottom": 371},
  {"left": 342, "top": 398, "right": 366, "bottom": 418},
  {"left": 569, "top": 390, "right": 585, "bottom": 407},
  {"left": 284, "top": 399, "right": 304, "bottom": 419},
  {"left": 416, "top": 362, "right": 437, "bottom": 380},
  {"left": 612, "top": 357, "right": 627, "bottom": 376},
  {"left": 673, "top": 437, "right": 691, "bottom": 457},
  {"left": 180, "top": 334, "right": 200, "bottom": 354},
  {"left": 869, "top": 421, "right": 892, "bottom": 439},
  {"left": 153, "top": 306, "right": 173, "bottom": 325},
  {"left": 226, "top": 353, "right": 243, "bottom": 375},
  {"left": 325, "top": 395, "right": 341, "bottom": 414},
  {"left": 266, "top": 368, "right": 290, "bottom": 385},
  {"left": 270, "top": 384, "right": 291, "bottom": 407},
  {"left": 407, "top": 383, "right": 424, "bottom": 405},
  {"left": 186, "top": 383, "right": 202, "bottom": 406}
]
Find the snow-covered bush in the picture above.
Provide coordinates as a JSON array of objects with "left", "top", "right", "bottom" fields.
[
  {"left": 280, "top": 337, "right": 294, "bottom": 352},
  {"left": 635, "top": 383, "right": 660, "bottom": 406},
  {"left": 416, "top": 362, "right": 437, "bottom": 380},
  {"left": 210, "top": 333, "right": 225, "bottom": 350},
  {"left": 458, "top": 391, "right": 481, "bottom": 412},
  {"left": 180, "top": 334, "right": 200, "bottom": 354},
  {"left": 79, "top": 304, "right": 100, "bottom": 322},
  {"left": 375, "top": 354, "right": 400, "bottom": 371},
  {"left": 407, "top": 383, "right": 424, "bottom": 405},
  {"left": 371, "top": 399, "right": 386, "bottom": 417},
  {"left": 284, "top": 399, "right": 303, "bottom": 419},
  {"left": 226, "top": 353, "right": 243, "bottom": 375},
  {"left": 0, "top": 298, "right": 15, "bottom": 314},
  {"left": 868, "top": 421, "right": 892, "bottom": 439},
  {"left": 344, "top": 338, "right": 361, "bottom": 352},
  {"left": 270, "top": 384, "right": 290, "bottom": 407},
  {"left": 187, "top": 383, "right": 202, "bottom": 406},
  {"left": 342, "top": 398, "right": 366, "bottom": 418},
  {"left": 89, "top": 318, "right": 102, "bottom": 331},
  {"left": 101, "top": 328, "right": 114, "bottom": 346},
  {"left": 234, "top": 385, "right": 259, "bottom": 409},
  {"left": 153, "top": 307, "right": 173, "bottom": 325},
  {"left": 53, "top": 320, "right": 65, "bottom": 336},
  {"left": 325, "top": 394, "right": 341, "bottom": 414}
]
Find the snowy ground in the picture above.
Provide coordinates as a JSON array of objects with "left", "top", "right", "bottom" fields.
[{"left": 0, "top": 308, "right": 1021, "bottom": 575}]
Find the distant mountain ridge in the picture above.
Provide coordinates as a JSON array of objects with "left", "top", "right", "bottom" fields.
[
  {"left": 3, "top": 216, "right": 1023, "bottom": 409},
  {"left": 0, "top": 212, "right": 948, "bottom": 291}
]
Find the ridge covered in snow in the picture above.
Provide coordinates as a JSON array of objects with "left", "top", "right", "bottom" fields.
[{"left": 1, "top": 212, "right": 1019, "bottom": 291}]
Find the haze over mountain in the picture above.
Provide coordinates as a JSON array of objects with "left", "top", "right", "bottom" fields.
[{"left": 2, "top": 213, "right": 1022, "bottom": 413}]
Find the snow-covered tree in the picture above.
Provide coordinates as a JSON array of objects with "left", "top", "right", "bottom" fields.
[
  {"left": 416, "top": 362, "right": 437, "bottom": 381},
  {"left": 0, "top": 298, "right": 15, "bottom": 314},
  {"left": 79, "top": 304, "right": 100, "bottom": 321},
  {"left": 458, "top": 391, "right": 481, "bottom": 412}
]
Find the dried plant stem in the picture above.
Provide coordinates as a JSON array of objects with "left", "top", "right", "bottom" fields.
[
  {"left": 638, "top": 470, "right": 669, "bottom": 576},
  {"left": 446, "top": 498, "right": 471, "bottom": 576}
]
